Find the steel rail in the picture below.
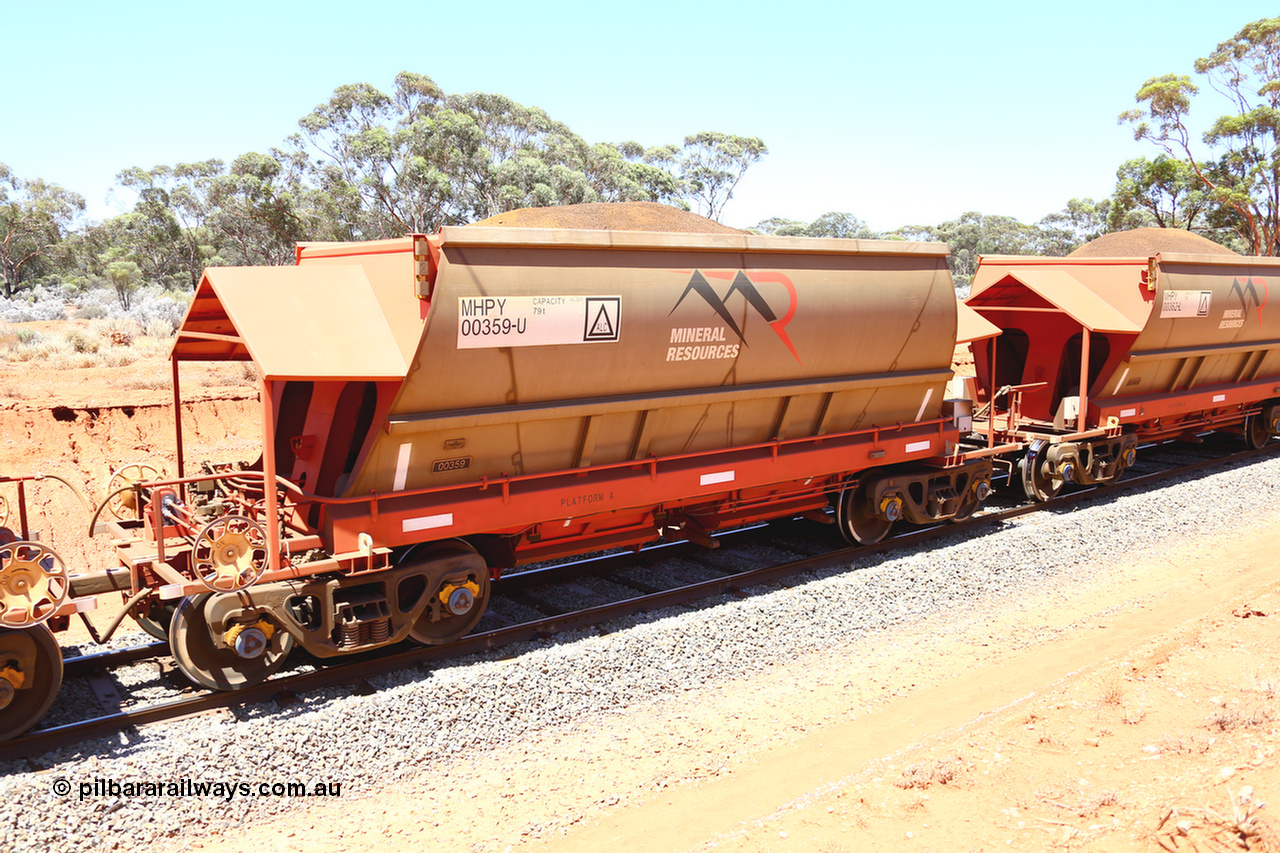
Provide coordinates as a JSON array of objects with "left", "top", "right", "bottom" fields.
[
  {"left": 4, "top": 440, "right": 1276, "bottom": 762},
  {"left": 62, "top": 643, "right": 169, "bottom": 679}
]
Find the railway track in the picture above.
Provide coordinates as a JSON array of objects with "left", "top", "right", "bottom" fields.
[{"left": 3, "top": 436, "right": 1274, "bottom": 763}]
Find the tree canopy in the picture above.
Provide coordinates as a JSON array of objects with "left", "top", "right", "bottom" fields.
[
  {"left": 0, "top": 73, "right": 773, "bottom": 303},
  {"left": 0, "top": 164, "right": 85, "bottom": 297},
  {"left": 1120, "top": 16, "right": 1280, "bottom": 254},
  {"left": 284, "top": 73, "right": 752, "bottom": 240}
]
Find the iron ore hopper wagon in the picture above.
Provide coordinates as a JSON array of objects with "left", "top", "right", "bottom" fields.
[
  {"left": 0, "top": 228, "right": 991, "bottom": 739},
  {"left": 962, "top": 250, "right": 1280, "bottom": 499}
]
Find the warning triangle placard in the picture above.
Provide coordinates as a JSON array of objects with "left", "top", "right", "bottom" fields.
[{"left": 583, "top": 297, "right": 621, "bottom": 341}]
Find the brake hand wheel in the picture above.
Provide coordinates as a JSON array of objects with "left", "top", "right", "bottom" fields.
[
  {"left": 0, "top": 542, "right": 69, "bottom": 628},
  {"left": 105, "top": 461, "right": 164, "bottom": 520},
  {"left": 191, "top": 515, "right": 269, "bottom": 592}
]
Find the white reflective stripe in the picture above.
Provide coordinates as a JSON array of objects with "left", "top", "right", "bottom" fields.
[
  {"left": 905, "top": 440, "right": 931, "bottom": 453},
  {"left": 1113, "top": 367, "right": 1130, "bottom": 394},
  {"left": 393, "top": 442, "right": 412, "bottom": 491},
  {"left": 563, "top": 518, "right": 573, "bottom": 527},
  {"left": 73, "top": 597, "right": 97, "bottom": 613},
  {"left": 1213, "top": 394, "right": 1227, "bottom": 403},
  {"left": 403, "top": 513, "right": 453, "bottom": 533},
  {"left": 700, "top": 470, "right": 735, "bottom": 486},
  {"left": 914, "top": 387, "right": 934, "bottom": 423},
  {"left": 1120, "top": 408, "right": 1137, "bottom": 418}
]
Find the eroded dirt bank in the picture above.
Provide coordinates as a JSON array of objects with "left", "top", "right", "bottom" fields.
[{"left": 0, "top": 394, "right": 260, "bottom": 575}]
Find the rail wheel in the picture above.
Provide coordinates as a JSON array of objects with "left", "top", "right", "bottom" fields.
[
  {"left": 1018, "top": 441, "right": 1063, "bottom": 502},
  {"left": 0, "top": 625, "right": 63, "bottom": 741},
  {"left": 0, "top": 541, "right": 69, "bottom": 628},
  {"left": 105, "top": 461, "right": 163, "bottom": 520},
  {"left": 952, "top": 478, "right": 989, "bottom": 522},
  {"left": 191, "top": 515, "right": 269, "bottom": 592},
  {"left": 1245, "top": 414, "right": 1272, "bottom": 450},
  {"left": 837, "top": 475, "right": 893, "bottom": 545},
  {"left": 169, "top": 594, "right": 293, "bottom": 691},
  {"left": 405, "top": 542, "right": 492, "bottom": 645},
  {"left": 134, "top": 599, "right": 180, "bottom": 641}
]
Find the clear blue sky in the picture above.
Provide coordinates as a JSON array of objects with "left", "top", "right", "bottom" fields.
[{"left": 3, "top": 1, "right": 1274, "bottom": 232}]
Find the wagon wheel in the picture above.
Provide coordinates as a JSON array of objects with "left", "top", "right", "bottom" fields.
[
  {"left": 1018, "top": 440, "right": 1063, "bottom": 502},
  {"left": 0, "top": 625, "right": 63, "bottom": 741},
  {"left": 191, "top": 515, "right": 269, "bottom": 592},
  {"left": 133, "top": 598, "right": 181, "bottom": 641},
  {"left": 169, "top": 594, "right": 293, "bottom": 691},
  {"left": 837, "top": 475, "right": 893, "bottom": 545},
  {"left": 105, "top": 461, "right": 163, "bottom": 520},
  {"left": 951, "top": 479, "right": 986, "bottom": 522},
  {"left": 405, "top": 542, "right": 493, "bottom": 645},
  {"left": 0, "top": 542, "right": 69, "bottom": 628},
  {"left": 1245, "top": 414, "right": 1272, "bottom": 450}
]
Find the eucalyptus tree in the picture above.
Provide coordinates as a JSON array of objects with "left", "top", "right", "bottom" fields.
[
  {"left": 115, "top": 160, "right": 222, "bottom": 288},
  {"left": 590, "top": 142, "right": 683, "bottom": 205},
  {"left": 1120, "top": 16, "right": 1280, "bottom": 254},
  {"left": 289, "top": 73, "right": 768, "bottom": 234},
  {"left": 292, "top": 80, "right": 406, "bottom": 238},
  {"left": 678, "top": 132, "right": 767, "bottom": 221},
  {"left": 206, "top": 152, "right": 306, "bottom": 266},
  {"left": 751, "top": 212, "right": 879, "bottom": 239},
  {"left": 1034, "top": 198, "right": 1112, "bottom": 255},
  {"left": 1108, "top": 156, "right": 1208, "bottom": 232},
  {"left": 885, "top": 212, "right": 1039, "bottom": 288},
  {"left": 0, "top": 164, "right": 85, "bottom": 297}
]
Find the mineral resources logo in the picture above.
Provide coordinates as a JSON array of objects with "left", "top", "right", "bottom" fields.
[
  {"left": 667, "top": 270, "right": 800, "bottom": 363},
  {"left": 1228, "top": 277, "right": 1268, "bottom": 329}
]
